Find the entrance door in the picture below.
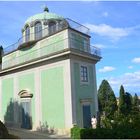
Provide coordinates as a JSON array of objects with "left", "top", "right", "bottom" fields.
[
  {"left": 21, "top": 101, "right": 32, "bottom": 129},
  {"left": 82, "top": 104, "right": 91, "bottom": 128}
]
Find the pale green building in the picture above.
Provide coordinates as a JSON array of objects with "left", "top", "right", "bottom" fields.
[{"left": 0, "top": 7, "right": 101, "bottom": 134}]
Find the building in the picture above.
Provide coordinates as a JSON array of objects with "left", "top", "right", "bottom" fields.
[{"left": 0, "top": 7, "right": 101, "bottom": 134}]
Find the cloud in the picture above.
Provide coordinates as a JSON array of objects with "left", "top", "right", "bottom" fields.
[
  {"left": 99, "top": 66, "right": 116, "bottom": 73},
  {"left": 102, "top": 12, "right": 109, "bottom": 17},
  {"left": 132, "top": 57, "right": 140, "bottom": 63},
  {"left": 107, "top": 71, "right": 140, "bottom": 93},
  {"left": 84, "top": 23, "right": 140, "bottom": 41},
  {"left": 93, "top": 44, "right": 106, "bottom": 49},
  {"left": 128, "top": 66, "right": 133, "bottom": 69}
]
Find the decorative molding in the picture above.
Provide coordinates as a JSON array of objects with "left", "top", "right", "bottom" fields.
[
  {"left": 80, "top": 98, "right": 92, "bottom": 104},
  {"left": 18, "top": 90, "right": 33, "bottom": 98}
]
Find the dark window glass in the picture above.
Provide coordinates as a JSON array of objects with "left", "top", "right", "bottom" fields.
[
  {"left": 49, "top": 21, "right": 56, "bottom": 34},
  {"left": 25, "top": 26, "right": 30, "bottom": 42},
  {"left": 81, "top": 66, "right": 88, "bottom": 82},
  {"left": 35, "top": 22, "right": 42, "bottom": 40}
]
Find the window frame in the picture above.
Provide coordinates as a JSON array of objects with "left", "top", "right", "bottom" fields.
[
  {"left": 80, "top": 65, "right": 89, "bottom": 84},
  {"left": 25, "top": 26, "right": 30, "bottom": 42},
  {"left": 34, "top": 22, "right": 42, "bottom": 40}
]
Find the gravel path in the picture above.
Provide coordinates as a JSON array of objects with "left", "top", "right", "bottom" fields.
[{"left": 8, "top": 127, "right": 70, "bottom": 139}]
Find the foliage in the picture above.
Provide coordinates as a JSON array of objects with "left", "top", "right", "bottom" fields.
[
  {"left": 132, "top": 93, "right": 140, "bottom": 112},
  {"left": 71, "top": 126, "right": 140, "bottom": 139},
  {"left": 125, "top": 92, "right": 133, "bottom": 114},
  {"left": 71, "top": 125, "right": 81, "bottom": 139},
  {"left": 98, "top": 80, "right": 117, "bottom": 118},
  {"left": 119, "top": 85, "right": 127, "bottom": 114},
  {"left": 95, "top": 81, "right": 140, "bottom": 139}
]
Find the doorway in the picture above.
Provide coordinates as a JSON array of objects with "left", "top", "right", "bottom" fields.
[
  {"left": 21, "top": 100, "right": 32, "bottom": 129},
  {"left": 82, "top": 104, "right": 91, "bottom": 128}
]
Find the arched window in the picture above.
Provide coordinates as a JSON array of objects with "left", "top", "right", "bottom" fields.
[
  {"left": 34, "top": 22, "right": 42, "bottom": 40},
  {"left": 48, "top": 21, "right": 56, "bottom": 34},
  {"left": 25, "top": 26, "right": 30, "bottom": 42}
]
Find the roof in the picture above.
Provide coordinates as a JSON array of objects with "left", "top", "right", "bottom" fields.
[{"left": 25, "top": 11, "right": 64, "bottom": 25}]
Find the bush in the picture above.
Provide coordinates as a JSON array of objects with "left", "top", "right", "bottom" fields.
[
  {"left": 71, "top": 125, "right": 81, "bottom": 139},
  {"left": 71, "top": 126, "right": 140, "bottom": 139}
]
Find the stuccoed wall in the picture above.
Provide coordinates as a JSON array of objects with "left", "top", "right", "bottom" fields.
[
  {"left": 0, "top": 60, "right": 68, "bottom": 131},
  {"left": 18, "top": 73, "right": 35, "bottom": 126},
  {"left": 72, "top": 61, "right": 97, "bottom": 127},
  {"left": 41, "top": 66, "right": 65, "bottom": 128},
  {"left": 1, "top": 78, "right": 14, "bottom": 122}
]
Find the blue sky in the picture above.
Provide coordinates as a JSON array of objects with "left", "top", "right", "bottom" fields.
[{"left": 0, "top": 1, "right": 140, "bottom": 96}]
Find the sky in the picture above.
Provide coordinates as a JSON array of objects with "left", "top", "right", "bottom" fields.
[{"left": 0, "top": 1, "right": 140, "bottom": 96}]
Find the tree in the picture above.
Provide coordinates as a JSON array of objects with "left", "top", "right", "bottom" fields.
[
  {"left": 98, "top": 80, "right": 117, "bottom": 118},
  {"left": 125, "top": 92, "right": 132, "bottom": 114},
  {"left": 132, "top": 93, "right": 140, "bottom": 112},
  {"left": 119, "top": 85, "right": 127, "bottom": 115}
]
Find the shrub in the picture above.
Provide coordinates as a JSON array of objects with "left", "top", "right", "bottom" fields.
[
  {"left": 71, "top": 125, "right": 81, "bottom": 139},
  {"left": 71, "top": 127, "right": 140, "bottom": 139}
]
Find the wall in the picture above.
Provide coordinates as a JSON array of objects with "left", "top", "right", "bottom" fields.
[
  {"left": 41, "top": 66, "right": 65, "bottom": 128},
  {"left": 0, "top": 59, "right": 72, "bottom": 132},
  {"left": 1, "top": 78, "right": 14, "bottom": 122},
  {"left": 71, "top": 60, "right": 98, "bottom": 127}
]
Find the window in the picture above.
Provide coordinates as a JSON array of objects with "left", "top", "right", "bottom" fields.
[
  {"left": 49, "top": 21, "right": 56, "bottom": 34},
  {"left": 25, "top": 26, "right": 30, "bottom": 42},
  {"left": 81, "top": 66, "right": 88, "bottom": 82},
  {"left": 34, "top": 22, "right": 42, "bottom": 40}
]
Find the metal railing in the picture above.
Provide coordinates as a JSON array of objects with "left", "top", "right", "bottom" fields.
[
  {"left": 3, "top": 18, "right": 90, "bottom": 55},
  {"left": 2, "top": 37, "right": 101, "bottom": 69}
]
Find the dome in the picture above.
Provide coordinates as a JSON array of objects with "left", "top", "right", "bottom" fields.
[{"left": 24, "top": 11, "right": 64, "bottom": 25}]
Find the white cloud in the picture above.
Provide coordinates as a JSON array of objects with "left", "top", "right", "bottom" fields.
[
  {"left": 99, "top": 66, "right": 116, "bottom": 73},
  {"left": 84, "top": 23, "right": 134, "bottom": 41},
  {"left": 102, "top": 12, "right": 109, "bottom": 17},
  {"left": 128, "top": 66, "right": 133, "bottom": 69},
  {"left": 93, "top": 44, "right": 106, "bottom": 49},
  {"left": 132, "top": 57, "right": 140, "bottom": 63},
  {"left": 107, "top": 71, "right": 140, "bottom": 93}
]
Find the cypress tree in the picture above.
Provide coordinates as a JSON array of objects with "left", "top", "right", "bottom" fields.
[
  {"left": 125, "top": 92, "right": 132, "bottom": 114},
  {"left": 119, "top": 85, "right": 127, "bottom": 115},
  {"left": 133, "top": 93, "right": 140, "bottom": 112},
  {"left": 98, "top": 80, "right": 117, "bottom": 118}
]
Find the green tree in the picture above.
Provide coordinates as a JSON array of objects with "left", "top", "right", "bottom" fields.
[
  {"left": 119, "top": 85, "right": 127, "bottom": 115},
  {"left": 98, "top": 80, "right": 117, "bottom": 118},
  {"left": 132, "top": 93, "right": 140, "bottom": 113},
  {"left": 125, "top": 92, "right": 132, "bottom": 114}
]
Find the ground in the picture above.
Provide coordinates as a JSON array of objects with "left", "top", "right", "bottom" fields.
[{"left": 8, "top": 127, "right": 70, "bottom": 139}]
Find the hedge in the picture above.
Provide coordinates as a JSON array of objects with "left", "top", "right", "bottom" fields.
[{"left": 71, "top": 126, "right": 140, "bottom": 139}]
